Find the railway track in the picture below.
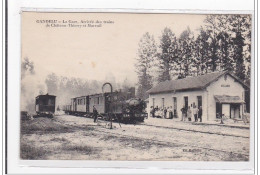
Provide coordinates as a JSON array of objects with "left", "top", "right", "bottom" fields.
[
  {"left": 95, "top": 127, "right": 249, "bottom": 159},
  {"left": 57, "top": 114, "right": 249, "bottom": 138},
  {"left": 140, "top": 123, "right": 249, "bottom": 139},
  {"left": 94, "top": 115, "right": 249, "bottom": 139},
  {"left": 54, "top": 116, "right": 249, "bottom": 159}
]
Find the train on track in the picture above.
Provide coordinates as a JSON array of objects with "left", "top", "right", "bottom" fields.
[
  {"left": 35, "top": 94, "right": 56, "bottom": 118},
  {"left": 63, "top": 88, "right": 148, "bottom": 123}
]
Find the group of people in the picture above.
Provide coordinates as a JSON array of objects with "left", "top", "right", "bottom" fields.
[
  {"left": 150, "top": 104, "right": 203, "bottom": 122},
  {"left": 181, "top": 105, "right": 202, "bottom": 122},
  {"left": 150, "top": 106, "right": 174, "bottom": 119}
]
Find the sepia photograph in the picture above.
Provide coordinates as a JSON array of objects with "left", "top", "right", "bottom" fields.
[{"left": 20, "top": 12, "right": 252, "bottom": 161}]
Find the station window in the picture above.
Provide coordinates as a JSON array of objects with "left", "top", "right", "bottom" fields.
[
  {"left": 173, "top": 97, "right": 177, "bottom": 110},
  {"left": 184, "top": 96, "right": 188, "bottom": 109}
]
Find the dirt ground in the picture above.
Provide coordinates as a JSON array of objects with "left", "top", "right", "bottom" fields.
[{"left": 20, "top": 115, "right": 250, "bottom": 161}]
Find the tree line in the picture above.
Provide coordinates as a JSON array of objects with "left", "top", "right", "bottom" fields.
[
  {"left": 21, "top": 57, "right": 133, "bottom": 112},
  {"left": 136, "top": 14, "right": 251, "bottom": 99}
]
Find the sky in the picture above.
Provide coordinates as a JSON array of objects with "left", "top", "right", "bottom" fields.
[{"left": 22, "top": 12, "right": 206, "bottom": 85}]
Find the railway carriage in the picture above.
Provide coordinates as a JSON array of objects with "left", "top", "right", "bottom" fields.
[
  {"left": 74, "top": 96, "right": 89, "bottom": 115},
  {"left": 35, "top": 94, "right": 56, "bottom": 117},
  {"left": 89, "top": 93, "right": 106, "bottom": 114},
  {"left": 63, "top": 88, "right": 148, "bottom": 123}
]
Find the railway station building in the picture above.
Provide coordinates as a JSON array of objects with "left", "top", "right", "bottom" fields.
[{"left": 147, "top": 71, "right": 250, "bottom": 121}]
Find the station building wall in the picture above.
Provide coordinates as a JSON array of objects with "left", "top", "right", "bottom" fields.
[
  {"left": 206, "top": 74, "right": 245, "bottom": 120},
  {"left": 149, "top": 90, "right": 207, "bottom": 121},
  {"left": 148, "top": 74, "right": 246, "bottom": 121}
]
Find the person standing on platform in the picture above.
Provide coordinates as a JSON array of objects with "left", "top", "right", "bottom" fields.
[
  {"left": 193, "top": 105, "right": 198, "bottom": 122},
  {"left": 164, "top": 107, "right": 167, "bottom": 119},
  {"left": 198, "top": 106, "right": 203, "bottom": 122},
  {"left": 181, "top": 106, "right": 186, "bottom": 121},
  {"left": 150, "top": 106, "right": 155, "bottom": 118},
  {"left": 93, "top": 105, "right": 98, "bottom": 123},
  {"left": 169, "top": 106, "right": 173, "bottom": 119},
  {"left": 187, "top": 106, "right": 192, "bottom": 121}
]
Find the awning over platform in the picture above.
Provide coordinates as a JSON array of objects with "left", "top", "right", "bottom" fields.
[{"left": 214, "top": 95, "right": 245, "bottom": 104}]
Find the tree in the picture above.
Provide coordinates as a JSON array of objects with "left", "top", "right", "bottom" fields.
[
  {"left": 45, "top": 73, "right": 59, "bottom": 95},
  {"left": 122, "top": 77, "right": 131, "bottom": 92},
  {"left": 177, "top": 27, "right": 195, "bottom": 77},
  {"left": 204, "top": 15, "right": 220, "bottom": 72},
  {"left": 136, "top": 32, "right": 157, "bottom": 99},
  {"left": 157, "top": 27, "right": 178, "bottom": 82},
  {"left": 226, "top": 14, "right": 251, "bottom": 81},
  {"left": 193, "top": 27, "right": 211, "bottom": 75},
  {"left": 216, "top": 31, "right": 234, "bottom": 71},
  {"left": 21, "top": 57, "right": 35, "bottom": 79}
]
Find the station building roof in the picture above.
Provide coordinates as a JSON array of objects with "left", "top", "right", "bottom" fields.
[{"left": 147, "top": 71, "right": 249, "bottom": 94}]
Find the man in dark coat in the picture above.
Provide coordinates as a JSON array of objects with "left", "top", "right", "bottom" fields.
[
  {"left": 150, "top": 106, "right": 155, "bottom": 118},
  {"left": 181, "top": 106, "right": 186, "bottom": 121},
  {"left": 198, "top": 106, "right": 202, "bottom": 122},
  {"left": 163, "top": 107, "right": 167, "bottom": 119},
  {"left": 93, "top": 105, "right": 98, "bottom": 123}
]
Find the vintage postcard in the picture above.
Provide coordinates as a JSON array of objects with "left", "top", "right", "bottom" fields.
[{"left": 20, "top": 11, "right": 252, "bottom": 162}]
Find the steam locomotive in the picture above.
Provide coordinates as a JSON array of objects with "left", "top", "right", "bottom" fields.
[{"left": 63, "top": 88, "right": 148, "bottom": 123}]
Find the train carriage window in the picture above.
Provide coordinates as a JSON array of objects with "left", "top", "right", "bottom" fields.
[
  {"left": 48, "top": 99, "right": 54, "bottom": 105},
  {"left": 51, "top": 99, "right": 55, "bottom": 105},
  {"left": 97, "top": 97, "right": 100, "bottom": 104}
]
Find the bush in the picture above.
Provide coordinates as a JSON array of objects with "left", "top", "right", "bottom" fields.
[
  {"left": 21, "top": 117, "right": 72, "bottom": 134},
  {"left": 20, "top": 141, "right": 48, "bottom": 160},
  {"left": 63, "top": 145, "right": 96, "bottom": 154}
]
